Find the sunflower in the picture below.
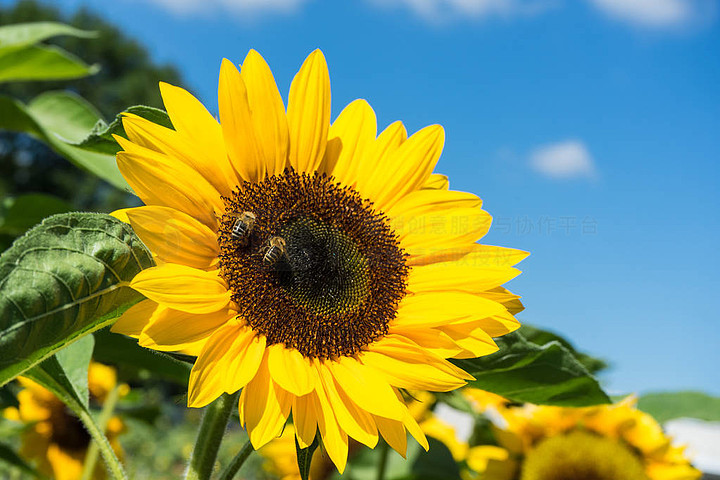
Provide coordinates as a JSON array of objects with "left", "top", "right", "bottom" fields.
[
  {"left": 110, "top": 49, "right": 526, "bottom": 471},
  {"left": 464, "top": 392, "right": 702, "bottom": 480},
  {"left": 2, "top": 362, "right": 127, "bottom": 480}
]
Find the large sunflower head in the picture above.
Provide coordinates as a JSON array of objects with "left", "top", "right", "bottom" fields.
[
  {"left": 111, "top": 49, "right": 526, "bottom": 471},
  {"left": 2, "top": 362, "right": 127, "bottom": 480},
  {"left": 464, "top": 392, "right": 702, "bottom": 480}
]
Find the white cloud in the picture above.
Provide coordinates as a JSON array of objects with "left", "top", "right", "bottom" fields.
[
  {"left": 140, "top": 0, "right": 308, "bottom": 16},
  {"left": 529, "top": 140, "right": 597, "bottom": 180},
  {"left": 587, "top": 0, "right": 710, "bottom": 28},
  {"left": 368, "top": 0, "right": 557, "bottom": 22},
  {"left": 665, "top": 418, "right": 720, "bottom": 474}
]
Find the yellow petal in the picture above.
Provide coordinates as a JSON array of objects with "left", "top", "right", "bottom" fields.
[
  {"left": 393, "top": 328, "right": 463, "bottom": 358},
  {"left": 241, "top": 49, "right": 289, "bottom": 176},
  {"left": 287, "top": 49, "right": 331, "bottom": 173},
  {"left": 395, "top": 207, "right": 492, "bottom": 256},
  {"left": 312, "top": 387, "right": 348, "bottom": 473},
  {"left": 267, "top": 344, "right": 316, "bottom": 396},
  {"left": 407, "top": 264, "right": 520, "bottom": 294},
  {"left": 130, "top": 264, "right": 230, "bottom": 314},
  {"left": 110, "top": 208, "right": 131, "bottom": 223},
  {"left": 403, "top": 409, "right": 429, "bottom": 451},
  {"left": 218, "top": 59, "right": 266, "bottom": 183},
  {"left": 139, "top": 306, "right": 233, "bottom": 351},
  {"left": 394, "top": 292, "right": 506, "bottom": 328},
  {"left": 364, "top": 335, "right": 472, "bottom": 391},
  {"left": 315, "top": 362, "right": 378, "bottom": 448},
  {"left": 327, "top": 357, "right": 406, "bottom": 421},
  {"left": 242, "top": 357, "right": 292, "bottom": 449},
  {"left": 324, "top": 99, "right": 377, "bottom": 185},
  {"left": 122, "top": 113, "right": 238, "bottom": 197},
  {"left": 158, "top": 82, "right": 232, "bottom": 189},
  {"left": 388, "top": 188, "right": 482, "bottom": 217},
  {"left": 375, "top": 416, "right": 407, "bottom": 457},
  {"left": 116, "top": 145, "right": 221, "bottom": 229},
  {"left": 127, "top": 206, "right": 218, "bottom": 269},
  {"left": 363, "top": 124, "right": 444, "bottom": 211},
  {"left": 408, "top": 244, "right": 529, "bottom": 268},
  {"left": 478, "top": 286, "right": 525, "bottom": 315},
  {"left": 422, "top": 173, "right": 449, "bottom": 190},
  {"left": 111, "top": 299, "right": 158, "bottom": 337},
  {"left": 292, "top": 394, "right": 318, "bottom": 449},
  {"left": 440, "top": 323, "right": 499, "bottom": 359},
  {"left": 187, "top": 321, "right": 264, "bottom": 407},
  {"left": 369, "top": 121, "right": 407, "bottom": 172}
]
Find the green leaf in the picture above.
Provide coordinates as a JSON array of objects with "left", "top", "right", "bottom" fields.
[
  {"left": 25, "top": 335, "right": 94, "bottom": 409},
  {"left": 520, "top": 324, "right": 609, "bottom": 374},
  {"left": 0, "top": 213, "right": 154, "bottom": 387},
  {"left": 73, "top": 105, "right": 173, "bottom": 155},
  {"left": 410, "top": 437, "right": 462, "bottom": 480},
  {"left": 0, "top": 44, "right": 98, "bottom": 83},
  {"left": 295, "top": 433, "right": 320, "bottom": 480},
  {"left": 0, "top": 442, "right": 47, "bottom": 479},
  {"left": 0, "top": 21, "right": 96, "bottom": 51},
  {"left": 0, "top": 93, "right": 129, "bottom": 190},
  {"left": 0, "top": 194, "right": 73, "bottom": 236},
  {"left": 27, "top": 91, "right": 104, "bottom": 143},
  {"left": 637, "top": 391, "right": 720, "bottom": 423},
  {"left": 452, "top": 332, "right": 610, "bottom": 407},
  {"left": 93, "top": 328, "right": 191, "bottom": 385}
]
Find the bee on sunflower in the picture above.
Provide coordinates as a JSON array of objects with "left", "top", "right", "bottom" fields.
[
  {"left": 110, "top": 49, "right": 526, "bottom": 471},
  {"left": 464, "top": 391, "right": 702, "bottom": 480},
  {"left": 2, "top": 362, "right": 127, "bottom": 480}
]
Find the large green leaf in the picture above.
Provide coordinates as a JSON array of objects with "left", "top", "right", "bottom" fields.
[
  {"left": 0, "top": 44, "right": 98, "bottom": 83},
  {"left": 520, "top": 324, "right": 608, "bottom": 374},
  {"left": 637, "top": 391, "right": 720, "bottom": 423},
  {"left": 0, "top": 194, "right": 73, "bottom": 236},
  {"left": 93, "top": 328, "right": 192, "bottom": 385},
  {"left": 452, "top": 332, "right": 610, "bottom": 407},
  {"left": 0, "top": 21, "right": 96, "bottom": 52},
  {"left": 0, "top": 213, "right": 154, "bottom": 387},
  {"left": 0, "top": 93, "right": 129, "bottom": 190}
]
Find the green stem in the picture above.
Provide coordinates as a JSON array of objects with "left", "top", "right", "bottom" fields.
[
  {"left": 81, "top": 384, "right": 121, "bottom": 480},
  {"left": 217, "top": 440, "right": 254, "bottom": 480},
  {"left": 376, "top": 439, "right": 389, "bottom": 480},
  {"left": 76, "top": 402, "right": 126, "bottom": 480},
  {"left": 185, "top": 391, "right": 240, "bottom": 480}
]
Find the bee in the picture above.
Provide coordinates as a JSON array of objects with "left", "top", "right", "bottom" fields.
[
  {"left": 261, "top": 236, "right": 287, "bottom": 266},
  {"left": 231, "top": 212, "right": 256, "bottom": 246}
]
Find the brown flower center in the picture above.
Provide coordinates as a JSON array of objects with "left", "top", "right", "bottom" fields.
[{"left": 217, "top": 169, "right": 408, "bottom": 359}]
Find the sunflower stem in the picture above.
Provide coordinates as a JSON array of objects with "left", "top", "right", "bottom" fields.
[
  {"left": 185, "top": 391, "right": 240, "bottom": 480},
  {"left": 81, "top": 384, "right": 121, "bottom": 480},
  {"left": 217, "top": 439, "right": 254, "bottom": 480},
  {"left": 376, "top": 439, "right": 390, "bottom": 480}
]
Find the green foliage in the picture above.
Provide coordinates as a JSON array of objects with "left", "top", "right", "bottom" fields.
[
  {"left": 0, "top": 213, "right": 154, "bottom": 386},
  {"left": 0, "top": 21, "right": 98, "bottom": 83},
  {"left": 452, "top": 332, "right": 610, "bottom": 407},
  {"left": 75, "top": 105, "right": 173, "bottom": 155},
  {"left": 22, "top": 336, "right": 127, "bottom": 479},
  {"left": 520, "top": 324, "right": 608, "bottom": 374},
  {"left": 0, "top": 91, "right": 129, "bottom": 190},
  {"left": 93, "top": 328, "right": 192, "bottom": 386},
  {"left": 0, "top": 193, "right": 73, "bottom": 236},
  {"left": 0, "top": 21, "right": 95, "bottom": 51},
  {"left": 410, "top": 438, "right": 462, "bottom": 480},
  {"left": 0, "top": 442, "right": 46, "bottom": 479},
  {"left": 296, "top": 434, "right": 320, "bottom": 480},
  {"left": 0, "top": 44, "right": 98, "bottom": 83},
  {"left": 637, "top": 391, "right": 720, "bottom": 423}
]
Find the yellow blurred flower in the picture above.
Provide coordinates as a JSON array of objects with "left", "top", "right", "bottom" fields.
[
  {"left": 110, "top": 48, "right": 526, "bottom": 472},
  {"left": 465, "top": 391, "right": 702, "bottom": 480},
  {"left": 3, "top": 362, "right": 128, "bottom": 480}
]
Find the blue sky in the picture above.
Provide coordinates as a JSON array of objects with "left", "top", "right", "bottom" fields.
[{"left": 17, "top": 0, "right": 720, "bottom": 395}]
